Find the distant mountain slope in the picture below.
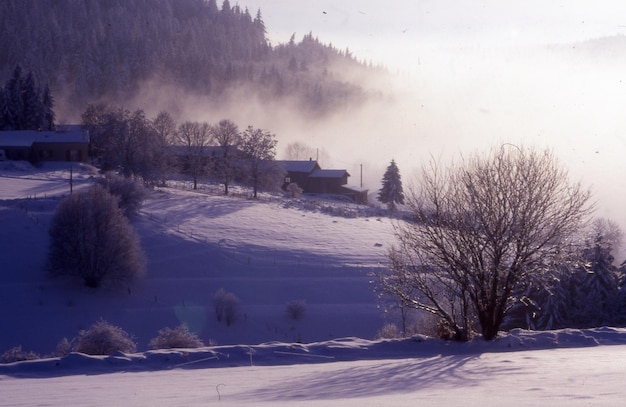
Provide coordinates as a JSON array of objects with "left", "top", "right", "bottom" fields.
[{"left": 0, "top": 0, "right": 385, "bottom": 117}]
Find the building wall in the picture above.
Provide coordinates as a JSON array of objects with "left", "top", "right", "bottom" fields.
[
  {"left": 308, "top": 176, "right": 348, "bottom": 194},
  {"left": 32, "top": 142, "right": 88, "bottom": 162},
  {"left": 283, "top": 172, "right": 312, "bottom": 191}
]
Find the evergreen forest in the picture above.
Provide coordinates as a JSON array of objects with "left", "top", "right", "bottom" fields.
[{"left": 0, "top": 0, "right": 385, "bottom": 117}]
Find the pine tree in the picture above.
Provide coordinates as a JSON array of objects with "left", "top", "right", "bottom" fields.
[
  {"left": 21, "top": 71, "right": 42, "bottom": 130},
  {"left": 378, "top": 159, "right": 405, "bottom": 212},
  {"left": 570, "top": 236, "right": 621, "bottom": 327},
  {"left": 0, "top": 66, "right": 56, "bottom": 130},
  {"left": 2, "top": 65, "right": 25, "bottom": 130},
  {"left": 41, "top": 85, "right": 56, "bottom": 130}
]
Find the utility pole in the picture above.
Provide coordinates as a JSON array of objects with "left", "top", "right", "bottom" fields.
[{"left": 360, "top": 163, "right": 363, "bottom": 188}]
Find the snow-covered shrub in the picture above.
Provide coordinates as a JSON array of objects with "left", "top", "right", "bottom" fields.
[
  {"left": 47, "top": 184, "right": 146, "bottom": 288},
  {"left": 436, "top": 319, "right": 456, "bottom": 341},
  {"left": 73, "top": 319, "right": 136, "bottom": 355},
  {"left": 148, "top": 324, "right": 204, "bottom": 349},
  {"left": 285, "top": 299, "right": 307, "bottom": 321},
  {"left": 0, "top": 346, "right": 40, "bottom": 363},
  {"left": 286, "top": 183, "right": 303, "bottom": 199},
  {"left": 97, "top": 172, "right": 146, "bottom": 218},
  {"left": 54, "top": 337, "right": 72, "bottom": 357},
  {"left": 376, "top": 323, "right": 401, "bottom": 339},
  {"left": 213, "top": 288, "right": 240, "bottom": 326}
]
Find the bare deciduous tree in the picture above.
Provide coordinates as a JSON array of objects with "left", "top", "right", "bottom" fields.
[
  {"left": 81, "top": 105, "right": 165, "bottom": 185},
  {"left": 240, "top": 126, "right": 284, "bottom": 198},
  {"left": 284, "top": 141, "right": 330, "bottom": 165},
  {"left": 151, "top": 111, "right": 177, "bottom": 186},
  {"left": 380, "top": 146, "right": 593, "bottom": 341},
  {"left": 210, "top": 119, "right": 241, "bottom": 195},
  {"left": 175, "top": 121, "right": 211, "bottom": 190}
]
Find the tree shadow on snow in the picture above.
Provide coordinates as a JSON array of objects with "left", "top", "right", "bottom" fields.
[{"left": 244, "top": 354, "right": 519, "bottom": 402}]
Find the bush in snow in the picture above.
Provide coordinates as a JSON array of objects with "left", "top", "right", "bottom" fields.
[
  {"left": 97, "top": 171, "right": 146, "bottom": 218},
  {"left": 47, "top": 184, "right": 146, "bottom": 288},
  {"left": 148, "top": 324, "right": 204, "bottom": 349},
  {"left": 73, "top": 319, "right": 136, "bottom": 355},
  {"left": 213, "top": 288, "right": 240, "bottom": 326},
  {"left": 285, "top": 299, "right": 307, "bottom": 321},
  {"left": 0, "top": 346, "right": 40, "bottom": 363},
  {"left": 376, "top": 323, "right": 401, "bottom": 340},
  {"left": 54, "top": 337, "right": 72, "bottom": 357},
  {"left": 286, "top": 183, "right": 303, "bottom": 199}
]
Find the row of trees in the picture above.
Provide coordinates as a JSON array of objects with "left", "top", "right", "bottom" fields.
[
  {"left": 0, "top": 65, "right": 55, "bottom": 130},
  {"left": 81, "top": 104, "right": 284, "bottom": 197},
  {"left": 378, "top": 146, "right": 626, "bottom": 341}
]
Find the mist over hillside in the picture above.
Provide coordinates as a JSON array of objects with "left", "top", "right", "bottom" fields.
[
  {"left": 0, "top": 0, "right": 387, "bottom": 121},
  {"left": 4, "top": 0, "right": 626, "bottom": 229}
]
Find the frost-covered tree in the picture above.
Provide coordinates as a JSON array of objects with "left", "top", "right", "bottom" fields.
[
  {"left": 378, "top": 159, "right": 404, "bottom": 212},
  {"left": 0, "top": 65, "right": 55, "bottom": 130},
  {"left": 41, "top": 84, "right": 55, "bottom": 131},
  {"left": 284, "top": 141, "right": 329, "bottom": 164},
  {"left": 569, "top": 235, "right": 621, "bottom": 327},
  {"left": 240, "top": 126, "right": 284, "bottom": 198},
  {"left": 96, "top": 172, "right": 146, "bottom": 218},
  {"left": 210, "top": 119, "right": 241, "bottom": 195},
  {"left": 81, "top": 105, "right": 166, "bottom": 185},
  {"left": 175, "top": 121, "right": 212, "bottom": 190},
  {"left": 47, "top": 185, "right": 146, "bottom": 288},
  {"left": 505, "top": 218, "right": 624, "bottom": 331},
  {"left": 380, "top": 147, "right": 592, "bottom": 341},
  {"left": 150, "top": 111, "right": 177, "bottom": 186}
]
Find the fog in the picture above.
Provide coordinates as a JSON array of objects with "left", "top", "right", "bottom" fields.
[{"left": 131, "top": 40, "right": 626, "bottom": 230}]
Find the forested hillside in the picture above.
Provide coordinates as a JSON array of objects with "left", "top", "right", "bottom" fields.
[{"left": 0, "top": 0, "right": 383, "bottom": 117}]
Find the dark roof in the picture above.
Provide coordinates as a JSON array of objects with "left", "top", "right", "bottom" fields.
[
  {"left": 309, "top": 169, "right": 350, "bottom": 179},
  {"left": 278, "top": 160, "right": 320, "bottom": 173},
  {"left": 0, "top": 128, "right": 89, "bottom": 147}
]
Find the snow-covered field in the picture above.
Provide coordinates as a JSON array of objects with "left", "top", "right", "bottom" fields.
[{"left": 1, "top": 162, "right": 626, "bottom": 406}]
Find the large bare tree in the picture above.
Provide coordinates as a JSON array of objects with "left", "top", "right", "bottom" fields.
[
  {"left": 381, "top": 146, "right": 593, "bottom": 341},
  {"left": 210, "top": 119, "right": 241, "bottom": 195},
  {"left": 240, "top": 126, "right": 284, "bottom": 198},
  {"left": 151, "top": 111, "right": 177, "bottom": 186},
  {"left": 175, "top": 121, "right": 211, "bottom": 190}
]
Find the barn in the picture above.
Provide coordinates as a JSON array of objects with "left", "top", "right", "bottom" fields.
[
  {"left": 0, "top": 125, "right": 89, "bottom": 163},
  {"left": 279, "top": 160, "right": 368, "bottom": 204}
]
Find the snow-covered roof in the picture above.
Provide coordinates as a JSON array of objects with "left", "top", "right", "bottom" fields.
[
  {"left": 279, "top": 160, "right": 320, "bottom": 173},
  {"left": 309, "top": 169, "right": 350, "bottom": 178},
  {"left": 0, "top": 128, "right": 89, "bottom": 147},
  {"left": 342, "top": 185, "right": 369, "bottom": 193}
]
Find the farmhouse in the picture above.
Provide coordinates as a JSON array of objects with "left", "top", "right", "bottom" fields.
[
  {"left": 279, "top": 160, "right": 369, "bottom": 204},
  {"left": 0, "top": 125, "right": 89, "bottom": 163}
]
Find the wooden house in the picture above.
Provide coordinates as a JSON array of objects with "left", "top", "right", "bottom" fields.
[
  {"left": 279, "top": 160, "right": 369, "bottom": 204},
  {"left": 0, "top": 126, "right": 89, "bottom": 163}
]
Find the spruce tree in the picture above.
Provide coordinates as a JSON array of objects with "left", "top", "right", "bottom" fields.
[
  {"left": 378, "top": 159, "right": 404, "bottom": 212},
  {"left": 41, "top": 85, "right": 56, "bottom": 130},
  {"left": 0, "top": 66, "right": 56, "bottom": 130}
]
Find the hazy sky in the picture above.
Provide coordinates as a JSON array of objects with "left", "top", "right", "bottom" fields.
[
  {"left": 237, "top": 1, "right": 626, "bottom": 69},
  {"left": 230, "top": 1, "right": 626, "bottom": 232}
]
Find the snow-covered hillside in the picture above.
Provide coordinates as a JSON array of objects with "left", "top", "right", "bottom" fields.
[
  {"left": 3, "top": 162, "right": 626, "bottom": 406},
  {"left": 0, "top": 162, "right": 394, "bottom": 354}
]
